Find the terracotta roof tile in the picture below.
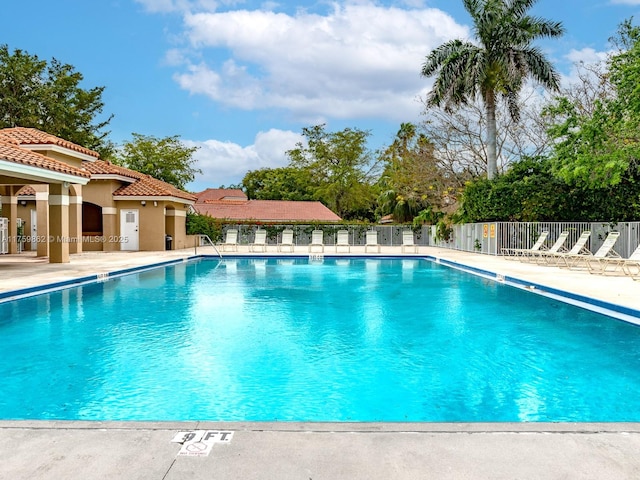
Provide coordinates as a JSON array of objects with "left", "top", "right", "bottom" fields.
[
  {"left": 195, "top": 188, "right": 247, "bottom": 203},
  {"left": 113, "top": 178, "right": 196, "bottom": 201},
  {"left": 0, "top": 140, "right": 91, "bottom": 179},
  {"left": 193, "top": 200, "right": 341, "bottom": 222},
  {"left": 83, "top": 159, "right": 146, "bottom": 179},
  {"left": 204, "top": 199, "right": 248, "bottom": 205},
  {"left": 113, "top": 176, "right": 197, "bottom": 202},
  {"left": 0, "top": 127, "right": 100, "bottom": 158},
  {"left": 84, "top": 160, "right": 195, "bottom": 201}
]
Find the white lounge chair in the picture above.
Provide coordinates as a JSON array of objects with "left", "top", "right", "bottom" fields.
[
  {"left": 401, "top": 230, "right": 418, "bottom": 253},
  {"left": 560, "top": 231, "right": 620, "bottom": 269},
  {"left": 364, "top": 230, "right": 380, "bottom": 253},
  {"left": 278, "top": 229, "right": 295, "bottom": 252},
  {"left": 502, "top": 231, "right": 549, "bottom": 259},
  {"left": 539, "top": 230, "right": 591, "bottom": 266},
  {"left": 586, "top": 233, "right": 636, "bottom": 275},
  {"left": 250, "top": 229, "right": 267, "bottom": 252},
  {"left": 336, "top": 229, "right": 350, "bottom": 253},
  {"left": 309, "top": 229, "right": 324, "bottom": 252},
  {"left": 221, "top": 229, "right": 238, "bottom": 252},
  {"left": 621, "top": 243, "right": 640, "bottom": 280},
  {"left": 527, "top": 231, "right": 569, "bottom": 263}
]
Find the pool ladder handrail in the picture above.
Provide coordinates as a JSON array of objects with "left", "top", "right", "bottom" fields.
[{"left": 196, "top": 234, "right": 222, "bottom": 258}]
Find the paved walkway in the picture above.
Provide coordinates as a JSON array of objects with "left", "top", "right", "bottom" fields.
[
  {"left": 1, "top": 247, "right": 640, "bottom": 479},
  {"left": 3, "top": 421, "right": 640, "bottom": 480}
]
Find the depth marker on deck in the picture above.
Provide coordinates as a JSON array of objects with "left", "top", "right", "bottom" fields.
[{"left": 172, "top": 430, "right": 234, "bottom": 457}]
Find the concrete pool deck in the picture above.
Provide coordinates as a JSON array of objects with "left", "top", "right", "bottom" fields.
[{"left": 1, "top": 246, "right": 640, "bottom": 479}]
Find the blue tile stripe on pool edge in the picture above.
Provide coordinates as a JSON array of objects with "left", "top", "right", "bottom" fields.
[
  {"left": 431, "top": 256, "right": 640, "bottom": 323},
  {"left": 0, "top": 258, "right": 188, "bottom": 303}
]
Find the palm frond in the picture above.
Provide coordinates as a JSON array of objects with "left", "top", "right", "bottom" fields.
[
  {"left": 421, "top": 0, "right": 563, "bottom": 179},
  {"left": 516, "top": 47, "right": 561, "bottom": 91}
]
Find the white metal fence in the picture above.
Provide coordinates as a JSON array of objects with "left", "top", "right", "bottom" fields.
[
  {"left": 429, "top": 222, "right": 640, "bottom": 258},
  {"left": 218, "top": 224, "right": 430, "bottom": 248},
  {"left": 215, "top": 222, "right": 640, "bottom": 258}
]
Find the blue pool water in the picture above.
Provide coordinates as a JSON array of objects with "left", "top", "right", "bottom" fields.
[{"left": 1, "top": 257, "right": 640, "bottom": 422}]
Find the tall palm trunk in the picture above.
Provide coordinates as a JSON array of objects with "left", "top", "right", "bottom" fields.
[{"left": 485, "top": 90, "right": 497, "bottom": 180}]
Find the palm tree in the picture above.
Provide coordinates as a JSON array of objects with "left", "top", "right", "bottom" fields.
[{"left": 421, "top": 0, "right": 564, "bottom": 179}]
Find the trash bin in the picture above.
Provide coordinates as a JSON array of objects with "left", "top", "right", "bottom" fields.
[{"left": 165, "top": 235, "right": 173, "bottom": 251}]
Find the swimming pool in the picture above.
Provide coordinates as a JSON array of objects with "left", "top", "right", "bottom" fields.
[{"left": 2, "top": 257, "right": 640, "bottom": 422}]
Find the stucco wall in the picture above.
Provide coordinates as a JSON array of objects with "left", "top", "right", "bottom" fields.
[
  {"left": 82, "top": 180, "right": 117, "bottom": 207},
  {"left": 165, "top": 204, "right": 190, "bottom": 250},
  {"left": 40, "top": 151, "right": 84, "bottom": 169},
  {"left": 116, "top": 200, "right": 166, "bottom": 251}
]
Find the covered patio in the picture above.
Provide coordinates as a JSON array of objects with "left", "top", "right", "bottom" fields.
[{"left": 0, "top": 138, "right": 90, "bottom": 263}]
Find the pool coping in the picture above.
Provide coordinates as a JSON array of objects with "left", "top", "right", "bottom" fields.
[{"left": 2, "top": 420, "right": 640, "bottom": 433}]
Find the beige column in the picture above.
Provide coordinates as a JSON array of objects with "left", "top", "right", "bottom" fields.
[
  {"left": 33, "top": 186, "right": 50, "bottom": 257},
  {"left": 48, "top": 183, "right": 70, "bottom": 263},
  {"left": 69, "top": 186, "right": 82, "bottom": 254},
  {"left": 1, "top": 187, "right": 18, "bottom": 254},
  {"left": 102, "top": 207, "right": 118, "bottom": 252}
]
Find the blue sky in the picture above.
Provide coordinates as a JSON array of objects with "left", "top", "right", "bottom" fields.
[{"left": 4, "top": 0, "right": 640, "bottom": 191}]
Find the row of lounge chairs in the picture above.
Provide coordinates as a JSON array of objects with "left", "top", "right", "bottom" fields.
[
  {"left": 219, "top": 229, "right": 419, "bottom": 253},
  {"left": 502, "top": 230, "right": 640, "bottom": 279}
]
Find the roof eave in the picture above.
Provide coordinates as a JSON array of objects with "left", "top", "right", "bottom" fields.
[
  {"left": 0, "top": 159, "right": 90, "bottom": 185},
  {"left": 20, "top": 144, "right": 98, "bottom": 162},
  {"left": 90, "top": 174, "right": 136, "bottom": 184},
  {"left": 113, "top": 195, "right": 195, "bottom": 205}
]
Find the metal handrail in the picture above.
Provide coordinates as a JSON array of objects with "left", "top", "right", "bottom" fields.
[{"left": 196, "top": 234, "right": 222, "bottom": 258}]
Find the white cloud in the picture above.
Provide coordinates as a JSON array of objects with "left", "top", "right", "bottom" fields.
[
  {"left": 560, "top": 47, "right": 611, "bottom": 88},
  {"left": 185, "top": 128, "right": 303, "bottom": 189},
  {"left": 171, "top": 2, "right": 468, "bottom": 122},
  {"left": 565, "top": 47, "right": 610, "bottom": 65},
  {"left": 609, "top": 0, "right": 640, "bottom": 5}
]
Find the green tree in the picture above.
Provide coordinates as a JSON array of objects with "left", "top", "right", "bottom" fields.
[
  {"left": 460, "top": 156, "right": 568, "bottom": 222},
  {"left": 114, "top": 133, "right": 201, "bottom": 190},
  {"left": 186, "top": 212, "right": 224, "bottom": 242},
  {"left": 0, "top": 45, "right": 113, "bottom": 156},
  {"left": 459, "top": 156, "right": 640, "bottom": 222},
  {"left": 420, "top": 0, "right": 563, "bottom": 179},
  {"left": 286, "top": 124, "right": 378, "bottom": 220},
  {"left": 546, "top": 20, "right": 640, "bottom": 188},
  {"left": 242, "top": 167, "right": 315, "bottom": 200},
  {"left": 376, "top": 123, "right": 454, "bottom": 222}
]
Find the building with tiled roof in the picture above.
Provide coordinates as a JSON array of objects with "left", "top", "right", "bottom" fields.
[
  {"left": 193, "top": 189, "right": 341, "bottom": 222},
  {"left": 77, "top": 160, "right": 196, "bottom": 252},
  {"left": 1, "top": 129, "right": 93, "bottom": 262},
  {"left": 2, "top": 128, "right": 196, "bottom": 259}
]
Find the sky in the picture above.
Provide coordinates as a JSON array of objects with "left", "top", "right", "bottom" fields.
[{"left": 4, "top": 0, "right": 640, "bottom": 191}]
